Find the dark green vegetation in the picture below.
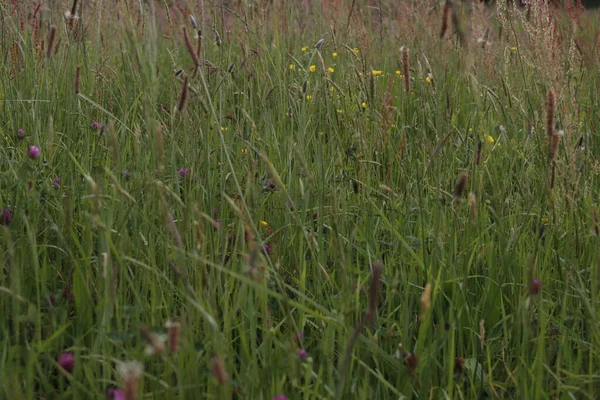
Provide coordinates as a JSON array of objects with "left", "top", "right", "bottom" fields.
[{"left": 0, "top": 0, "right": 599, "bottom": 399}]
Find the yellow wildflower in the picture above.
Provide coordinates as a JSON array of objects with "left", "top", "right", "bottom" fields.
[
  {"left": 372, "top": 70, "right": 383, "bottom": 76},
  {"left": 302, "top": 46, "right": 308, "bottom": 52},
  {"left": 395, "top": 70, "right": 402, "bottom": 76},
  {"left": 425, "top": 76, "right": 432, "bottom": 83},
  {"left": 329, "top": 86, "right": 335, "bottom": 92},
  {"left": 336, "top": 109, "right": 343, "bottom": 114},
  {"left": 320, "top": 131, "right": 325, "bottom": 136},
  {"left": 328, "top": 67, "right": 334, "bottom": 73},
  {"left": 332, "top": 52, "right": 338, "bottom": 57},
  {"left": 221, "top": 127, "right": 228, "bottom": 132},
  {"left": 541, "top": 217, "right": 549, "bottom": 224},
  {"left": 260, "top": 220, "right": 268, "bottom": 227},
  {"left": 309, "top": 65, "right": 316, "bottom": 72},
  {"left": 241, "top": 148, "right": 248, "bottom": 154},
  {"left": 353, "top": 48, "right": 360, "bottom": 54},
  {"left": 510, "top": 46, "right": 517, "bottom": 51},
  {"left": 486, "top": 135, "right": 494, "bottom": 144},
  {"left": 289, "top": 64, "right": 295, "bottom": 70},
  {"left": 306, "top": 95, "right": 312, "bottom": 100},
  {"left": 361, "top": 102, "right": 367, "bottom": 109}
]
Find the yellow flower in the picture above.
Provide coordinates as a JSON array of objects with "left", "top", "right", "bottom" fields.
[
  {"left": 306, "top": 95, "right": 312, "bottom": 100},
  {"left": 260, "top": 220, "right": 268, "bottom": 227},
  {"left": 353, "top": 48, "right": 360, "bottom": 54},
  {"left": 486, "top": 135, "right": 494, "bottom": 144},
  {"left": 425, "top": 76, "right": 432, "bottom": 83},
  {"left": 329, "top": 86, "right": 335, "bottom": 92},
  {"left": 336, "top": 109, "right": 343, "bottom": 114},
  {"left": 319, "top": 131, "right": 325, "bottom": 136},
  {"left": 328, "top": 67, "right": 334, "bottom": 73},
  {"left": 372, "top": 70, "right": 383, "bottom": 76},
  {"left": 332, "top": 52, "right": 338, "bottom": 57},
  {"left": 309, "top": 65, "right": 316, "bottom": 72},
  {"left": 241, "top": 148, "right": 248, "bottom": 154},
  {"left": 510, "top": 46, "right": 517, "bottom": 51},
  {"left": 289, "top": 64, "right": 295, "bottom": 70},
  {"left": 361, "top": 102, "right": 367, "bottom": 109},
  {"left": 541, "top": 217, "right": 549, "bottom": 224},
  {"left": 302, "top": 46, "right": 308, "bottom": 52},
  {"left": 221, "top": 127, "right": 228, "bottom": 132},
  {"left": 395, "top": 70, "right": 402, "bottom": 76}
]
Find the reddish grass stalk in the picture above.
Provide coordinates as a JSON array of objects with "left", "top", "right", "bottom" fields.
[
  {"left": 177, "top": 75, "right": 188, "bottom": 112},
  {"left": 440, "top": 0, "right": 451, "bottom": 39},
  {"left": 46, "top": 25, "right": 57, "bottom": 58},
  {"left": 74, "top": 66, "right": 80, "bottom": 94},
  {"left": 546, "top": 90, "right": 555, "bottom": 138},
  {"left": 210, "top": 354, "right": 228, "bottom": 385},
  {"left": 402, "top": 47, "right": 410, "bottom": 92},
  {"left": 183, "top": 26, "right": 200, "bottom": 68}
]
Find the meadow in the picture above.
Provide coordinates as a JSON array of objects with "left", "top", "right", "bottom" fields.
[{"left": 0, "top": 0, "right": 599, "bottom": 398}]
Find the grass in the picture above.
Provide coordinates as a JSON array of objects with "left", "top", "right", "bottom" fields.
[{"left": 0, "top": 0, "right": 599, "bottom": 398}]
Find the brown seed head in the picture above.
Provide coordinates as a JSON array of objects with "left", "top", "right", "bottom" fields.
[{"left": 454, "top": 172, "right": 468, "bottom": 203}]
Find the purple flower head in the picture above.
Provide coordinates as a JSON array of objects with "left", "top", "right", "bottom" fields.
[
  {"left": 266, "top": 179, "right": 276, "bottom": 191},
  {"left": 530, "top": 279, "right": 541, "bottom": 295},
  {"left": 107, "top": 388, "right": 126, "bottom": 400},
  {"left": 297, "top": 348, "right": 308, "bottom": 361},
  {"left": 179, "top": 168, "right": 190, "bottom": 178},
  {"left": 123, "top": 169, "right": 131, "bottom": 180},
  {"left": 52, "top": 177, "right": 61, "bottom": 189},
  {"left": 213, "top": 207, "right": 219, "bottom": 218},
  {"left": 17, "top": 129, "right": 25, "bottom": 140},
  {"left": 261, "top": 244, "right": 272, "bottom": 255},
  {"left": 91, "top": 121, "right": 102, "bottom": 130},
  {"left": 272, "top": 396, "right": 288, "bottom": 400},
  {"left": 0, "top": 209, "right": 12, "bottom": 226},
  {"left": 62, "top": 284, "right": 74, "bottom": 302},
  {"left": 27, "top": 145, "right": 40, "bottom": 159},
  {"left": 213, "top": 221, "right": 221, "bottom": 230},
  {"left": 57, "top": 352, "right": 75, "bottom": 374}
]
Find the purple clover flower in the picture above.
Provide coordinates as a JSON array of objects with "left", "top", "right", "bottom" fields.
[
  {"left": 261, "top": 244, "right": 272, "bottom": 255},
  {"left": 0, "top": 209, "right": 12, "bottom": 226},
  {"left": 27, "top": 145, "right": 40, "bottom": 159},
  {"left": 52, "top": 177, "right": 61, "bottom": 189},
  {"left": 91, "top": 121, "right": 102, "bottom": 130},
  {"left": 530, "top": 279, "right": 541, "bottom": 295},
  {"left": 179, "top": 168, "right": 190, "bottom": 178},
  {"left": 107, "top": 388, "right": 126, "bottom": 400},
  {"left": 17, "top": 129, "right": 25, "bottom": 140},
  {"left": 272, "top": 396, "right": 288, "bottom": 400},
  {"left": 297, "top": 348, "right": 308, "bottom": 360},
  {"left": 57, "top": 352, "right": 75, "bottom": 374},
  {"left": 123, "top": 169, "right": 131, "bottom": 180}
]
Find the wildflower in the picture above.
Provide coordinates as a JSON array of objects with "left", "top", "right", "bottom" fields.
[
  {"left": 266, "top": 179, "right": 276, "bottom": 191},
  {"left": 361, "top": 102, "right": 367, "bottom": 109},
  {"left": 289, "top": 64, "right": 295, "bottom": 70},
  {"left": 107, "top": 388, "right": 126, "bottom": 400},
  {"left": 58, "top": 352, "right": 75, "bottom": 374},
  {"left": 404, "top": 352, "right": 418, "bottom": 373},
  {"left": 327, "top": 67, "right": 334, "bottom": 73},
  {"left": 17, "top": 129, "right": 25, "bottom": 140},
  {"left": 541, "top": 217, "right": 549, "bottom": 224},
  {"left": 272, "top": 396, "right": 288, "bottom": 400},
  {"left": 329, "top": 86, "right": 335, "bottom": 92},
  {"left": 336, "top": 109, "right": 343, "bottom": 114},
  {"left": 260, "top": 220, "right": 268, "bottom": 227},
  {"left": 241, "top": 148, "right": 248, "bottom": 154},
  {"left": 510, "top": 46, "right": 517, "bottom": 51},
  {"left": 395, "top": 70, "right": 402, "bottom": 76},
  {"left": 117, "top": 361, "right": 143, "bottom": 400},
  {"left": 297, "top": 349, "right": 308, "bottom": 361},
  {"left": 221, "top": 127, "right": 228, "bottom": 132},
  {"left": 332, "top": 52, "right": 338, "bottom": 57},
  {"left": 301, "top": 46, "right": 308, "bottom": 52},
  {"left": 91, "top": 121, "right": 102, "bottom": 130},
  {"left": 530, "top": 279, "right": 541, "bottom": 295},
  {"left": 213, "top": 221, "right": 221, "bottom": 230},
  {"left": 309, "top": 65, "right": 316, "bottom": 72},
  {"left": 52, "top": 177, "right": 61, "bottom": 189},
  {"left": 306, "top": 95, "right": 312, "bottom": 100},
  {"left": 425, "top": 76, "right": 432, "bottom": 83},
  {"left": 319, "top": 131, "right": 325, "bottom": 136},
  {"left": 123, "top": 170, "right": 131, "bottom": 180},
  {"left": 261, "top": 244, "right": 272, "bottom": 254},
  {"left": 353, "top": 48, "right": 360, "bottom": 54},
  {"left": 179, "top": 168, "right": 190, "bottom": 178},
  {"left": 27, "top": 145, "right": 40, "bottom": 159},
  {"left": 372, "top": 70, "right": 383, "bottom": 76},
  {"left": 486, "top": 135, "right": 494, "bottom": 144}
]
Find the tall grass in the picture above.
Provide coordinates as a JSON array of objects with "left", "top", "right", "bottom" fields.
[{"left": 0, "top": 0, "right": 599, "bottom": 398}]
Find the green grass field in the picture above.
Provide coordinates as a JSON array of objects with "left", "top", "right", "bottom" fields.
[{"left": 0, "top": 0, "right": 599, "bottom": 398}]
